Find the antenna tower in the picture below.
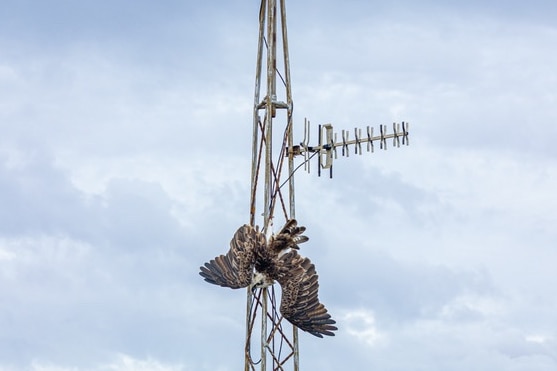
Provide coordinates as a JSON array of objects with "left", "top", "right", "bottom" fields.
[
  {"left": 246, "top": 0, "right": 299, "bottom": 369},
  {"left": 245, "top": 1, "right": 409, "bottom": 370}
]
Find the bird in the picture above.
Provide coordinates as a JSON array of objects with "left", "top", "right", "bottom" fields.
[{"left": 199, "top": 219, "right": 337, "bottom": 338}]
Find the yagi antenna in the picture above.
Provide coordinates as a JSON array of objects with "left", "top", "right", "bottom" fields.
[{"left": 289, "top": 120, "right": 409, "bottom": 178}]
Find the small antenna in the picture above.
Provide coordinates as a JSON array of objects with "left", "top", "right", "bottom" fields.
[{"left": 288, "top": 121, "right": 409, "bottom": 178}]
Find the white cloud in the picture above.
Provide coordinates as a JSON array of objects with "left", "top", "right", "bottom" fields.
[
  {"left": 25, "top": 354, "right": 186, "bottom": 371},
  {"left": 342, "top": 309, "right": 385, "bottom": 347},
  {"left": 0, "top": 247, "right": 16, "bottom": 262},
  {"left": 99, "top": 354, "right": 186, "bottom": 371},
  {"left": 439, "top": 294, "right": 505, "bottom": 321},
  {"left": 28, "top": 362, "right": 79, "bottom": 371},
  {"left": 1, "top": 1, "right": 557, "bottom": 370}
]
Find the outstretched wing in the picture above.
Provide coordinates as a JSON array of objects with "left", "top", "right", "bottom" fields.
[
  {"left": 199, "top": 224, "right": 264, "bottom": 289},
  {"left": 276, "top": 250, "right": 337, "bottom": 338}
]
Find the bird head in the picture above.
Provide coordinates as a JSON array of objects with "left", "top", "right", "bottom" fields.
[{"left": 251, "top": 271, "right": 274, "bottom": 293}]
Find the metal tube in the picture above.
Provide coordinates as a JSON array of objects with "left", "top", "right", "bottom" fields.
[
  {"left": 245, "top": 288, "right": 253, "bottom": 371},
  {"left": 280, "top": 1, "right": 299, "bottom": 367},
  {"left": 250, "top": 0, "right": 267, "bottom": 226},
  {"left": 247, "top": 2, "right": 267, "bottom": 370},
  {"left": 261, "top": 288, "right": 268, "bottom": 371},
  {"left": 263, "top": 0, "right": 276, "bottom": 232}
]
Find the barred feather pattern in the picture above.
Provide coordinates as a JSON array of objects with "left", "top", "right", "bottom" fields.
[
  {"left": 199, "top": 224, "right": 264, "bottom": 289},
  {"left": 268, "top": 219, "right": 309, "bottom": 253},
  {"left": 277, "top": 250, "right": 337, "bottom": 338},
  {"left": 199, "top": 220, "right": 337, "bottom": 338}
]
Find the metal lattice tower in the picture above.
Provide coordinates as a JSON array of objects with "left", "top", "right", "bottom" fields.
[
  {"left": 245, "top": 1, "right": 409, "bottom": 370},
  {"left": 246, "top": 0, "right": 299, "bottom": 369}
]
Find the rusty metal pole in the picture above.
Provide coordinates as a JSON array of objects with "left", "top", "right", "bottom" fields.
[
  {"left": 263, "top": 0, "right": 276, "bottom": 231},
  {"left": 278, "top": 0, "right": 299, "bottom": 368},
  {"left": 247, "top": 1, "right": 265, "bottom": 370},
  {"left": 250, "top": 0, "right": 266, "bottom": 228},
  {"left": 261, "top": 2, "right": 276, "bottom": 370},
  {"left": 246, "top": 0, "right": 299, "bottom": 370}
]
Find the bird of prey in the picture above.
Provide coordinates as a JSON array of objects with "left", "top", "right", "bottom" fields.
[{"left": 199, "top": 219, "right": 337, "bottom": 338}]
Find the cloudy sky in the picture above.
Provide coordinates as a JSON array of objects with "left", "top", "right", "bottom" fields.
[{"left": 1, "top": 0, "right": 557, "bottom": 370}]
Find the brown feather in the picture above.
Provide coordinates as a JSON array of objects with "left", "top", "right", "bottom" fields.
[
  {"left": 269, "top": 219, "right": 309, "bottom": 253},
  {"left": 199, "top": 224, "right": 263, "bottom": 289},
  {"left": 276, "top": 250, "right": 337, "bottom": 338},
  {"left": 200, "top": 219, "right": 337, "bottom": 338}
]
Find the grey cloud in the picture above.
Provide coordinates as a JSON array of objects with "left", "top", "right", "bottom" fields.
[
  {"left": 1, "top": 1, "right": 557, "bottom": 370},
  {"left": 0, "top": 149, "right": 86, "bottom": 236},
  {"left": 0, "top": 150, "right": 245, "bottom": 369}
]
